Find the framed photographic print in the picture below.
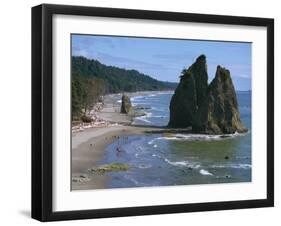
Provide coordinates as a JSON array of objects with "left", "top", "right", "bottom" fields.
[{"left": 32, "top": 4, "right": 274, "bottom": 221}]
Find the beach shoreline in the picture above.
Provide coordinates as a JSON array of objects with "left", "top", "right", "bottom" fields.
[
  {"left": 72, "top": 90, "right": 174, "bottom": 132},
  {"left": 71, "top": 90, "right": 250, "bottom": 190},
  {"left": 71, "top": 90, "right": 173, "bottom": 190},
  {"left": 72, "top": 125, "right": 147, "bottom": 190}
]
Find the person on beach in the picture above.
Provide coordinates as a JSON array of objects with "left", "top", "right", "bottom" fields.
[{"left": 115, "top": 146, "right": 122, "bottom": 157}]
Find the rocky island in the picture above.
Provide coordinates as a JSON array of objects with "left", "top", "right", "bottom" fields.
[
  {"left": 168, "top": 55, "right": 247, "bottom": 134},
  {"left": 120, "top": 94, "right": 132, "bottom": 114}
]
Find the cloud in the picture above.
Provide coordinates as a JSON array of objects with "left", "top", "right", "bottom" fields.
[
  {"left": 208, "top": 62, "right": 251, "bottom": 79},
  {"left": 233, "top": 74, "right": 251, "bottom": 79},
  {"left": 153, "top": 52, "right": 198, "bottom": 62},
  {"left": 96, "top": 52, "right": 172, "bottom": 71}
]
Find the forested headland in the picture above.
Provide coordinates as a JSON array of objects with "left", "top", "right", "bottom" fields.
[{"left": 72, "top": 56, "right": 177, "bottom": 120}]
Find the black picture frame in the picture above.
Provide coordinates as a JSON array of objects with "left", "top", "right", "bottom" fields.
[{"left": 32, "top": 3, "right": 274, "bottom": 222}]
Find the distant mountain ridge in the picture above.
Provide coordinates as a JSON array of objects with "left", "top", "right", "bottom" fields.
[{"left": 72, "top": 56, "right": 177, "bottom": 93}]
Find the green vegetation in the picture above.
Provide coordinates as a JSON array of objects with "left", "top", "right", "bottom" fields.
[
  {"left": 72, "top": 77, "right": 105, "bottom": 120},
  {"left": 72, "top": 56, "right": 177, "bottom": 92},
  {"left": 72, "top": 56, "right": 177, "bottom": 120},
  {"left": 88, "top": 163, "right": 130, "bottom": 173}
]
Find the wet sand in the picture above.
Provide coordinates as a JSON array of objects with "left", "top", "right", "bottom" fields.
[{"left": 72, "top": 124, "right": 160, "bottom": 190}]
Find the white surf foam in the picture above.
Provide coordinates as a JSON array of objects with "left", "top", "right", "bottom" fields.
[
  {"left": 199, "top": 169, "right": 213, "bottom": 176},
  {"left": 148, "top": 140, "right": 154, "bottom": 145},
  {"left": 211, "top": 163, "right": 251, "bottom": 169},
  {"left": 134, "top": 117, "right": 151, "bottom": 124},
  {"left": 150, "top": 115, "right": 167, "bottom": 118},
  {"left": 144, "top": 112, "right": 152, "bottom": 117},
  {"left": 157, "top": 132, "right": 246, "bottom": 142},
  {"left": 164, "top": 159, "right": 190, "bottom": 167},
  {"left": 131, "top": 96, "right": 145, "bottom": 102},
  {"left": 164, "top": 158, "right": 201, "bottom": 169},
  {"left": 151, "top": 154, "right": 201, "bottom": 169},
  {"left": 133, "top": 112, "right": 153, "bottom": 124}
]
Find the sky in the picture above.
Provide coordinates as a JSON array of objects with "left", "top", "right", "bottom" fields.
[{"left": 72, "top": 34, "right": 252, "bottom": 91}]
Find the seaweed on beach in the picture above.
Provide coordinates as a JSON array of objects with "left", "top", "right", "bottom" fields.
[{"left": 88, "top": 163, "right": 130, "bottom": 173}]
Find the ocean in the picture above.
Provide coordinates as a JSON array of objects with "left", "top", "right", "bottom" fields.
[{"left": 100, "top": 91, "right": 251, "bottom": 188}]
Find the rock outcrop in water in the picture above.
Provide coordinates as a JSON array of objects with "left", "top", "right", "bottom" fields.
[
  {"left": 168, "top": 55, "right": 247, "bottom": 134},
  {"left": 168, "top": 55, "right": 208, "bottom": 128},
  {"left": 120, "top": 94, "right": 132, "bottom": 114},
  {"left": 193, "top": 66, "right": 247, "bottom": 134}
]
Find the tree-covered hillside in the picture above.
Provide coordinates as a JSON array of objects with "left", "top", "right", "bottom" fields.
[
  {"left": 72, "top": 56, "right": 177, "bottom": 93},
  {"left": 71, "top": 56, "right": 177, "bottom": 120}
]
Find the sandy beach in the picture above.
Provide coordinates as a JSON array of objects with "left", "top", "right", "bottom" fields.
[{"left": 72, "top": 125, "right": 158, "bottom": 190}]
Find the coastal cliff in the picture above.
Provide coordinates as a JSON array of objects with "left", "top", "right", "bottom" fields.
[{"left": 168, "top": 55, "right": 247, "bottom": 134}]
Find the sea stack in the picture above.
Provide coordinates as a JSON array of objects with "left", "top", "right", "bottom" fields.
[
  {"left": 193, "top": 66, "right": 247, "bottom": 134},
  {"left": 168, "top": 55, "right": 208, "bottom": 128},
  {"left": 120, "top": 94, "right": 132, "bottom": 114},
  {"left": 168, "top": 55, "right": 247, "bottom": 134}
]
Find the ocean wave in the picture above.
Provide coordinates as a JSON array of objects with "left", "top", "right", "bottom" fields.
[
  {"left": 171, "top": 133, "right": 239, "bottom": 141},
  {"left": 211, "top": 163, "right": 251, "bottom": 169},
  {"left": 148, "top": 140, "right": 154, "bottom": 145},
  {"left": 133, "top": 117, "right": 151, "bottom": 124},
  {"left": 153, "top": 136, "right": 179, "bottom": 141},
  {"left": 131, "top": 91, "right": 173, "bottom": 103},
  {"left": 133, "top": 112, "right": 153, "bottom": 124},
  {"left": 147, "top": 136, "right": 180, "bottom": 145},
  {"left": 118, "top": 94, "right": 150, "bottom": 103},
  {"left": 150, "top": 115, "right": 168, "bottom": 118},
  {"left": 164, "top": 158, "right": 190, "bottom": 167},
  {"left": 148, "top": 132, "right": 246, "bottom": 143},
  {"left": 163, "top": 158, "right": 201, "bottom": 169},
  {"left": 132, "top": 102, "right": 146, "bottom": 105},
  {"left": 151, "top": 154, "right": 200, "bottom": 170},
  {"left": 153, "top": 91, "right": 174, "bottom": 95},
  {"left": 136, "top": 111, "right": 167, "bottom": 120},
  {"left": 144, "top": 112, "right": 152, "bottom": 117},
  {"left": 131, "top": 96, "right": 144, "bottom": 101},
  {"left": 199, "top": 169, "right": 213, "bottom": 176}
]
